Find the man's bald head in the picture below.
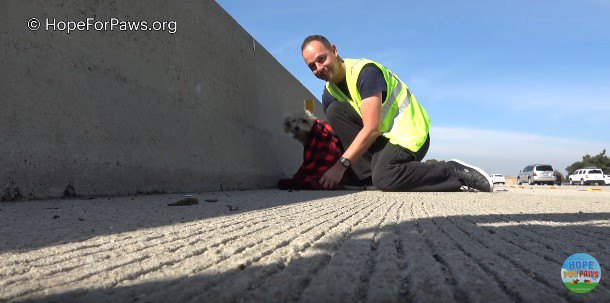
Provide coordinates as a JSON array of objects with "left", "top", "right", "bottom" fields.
[{"left": 301, "top": 35, "right": 332, "bottom": 51}]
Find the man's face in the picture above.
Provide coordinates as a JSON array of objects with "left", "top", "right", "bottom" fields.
[{"left": 302, "top": 40, "right": 341, "bottom": 82}]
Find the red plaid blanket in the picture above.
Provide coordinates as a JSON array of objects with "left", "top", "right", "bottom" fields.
[{"left": 278, "top": 120, "right": 347, "bottom": 190}]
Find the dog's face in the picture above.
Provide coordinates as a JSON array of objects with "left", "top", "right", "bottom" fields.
[{"left": 283, "top": 110, "right": 316, "bottom": 144}]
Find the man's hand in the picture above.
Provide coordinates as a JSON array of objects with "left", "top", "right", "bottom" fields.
[{"left": 319, "top": 161, "right": 347, "bottom": 189}]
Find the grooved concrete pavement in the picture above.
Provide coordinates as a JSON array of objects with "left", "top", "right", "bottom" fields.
[{"left": 1, "top": 186, "right": 609, "bottom": 302}]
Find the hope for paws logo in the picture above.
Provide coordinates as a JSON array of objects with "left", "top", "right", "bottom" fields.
[{"left": 561, "top": 253, "right": 601, "bottom": 293}]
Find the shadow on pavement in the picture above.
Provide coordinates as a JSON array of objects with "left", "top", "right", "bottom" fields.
[
  {"left": 0, "top": 189, "right": 354, "bottom": 253},
  {"left": 15, "top": 212, "right": 610, "bottom": 303}
]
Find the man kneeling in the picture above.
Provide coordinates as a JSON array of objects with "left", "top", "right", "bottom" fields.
[{"left": 301, "top": 35, "right": 492, "bottom": 192}]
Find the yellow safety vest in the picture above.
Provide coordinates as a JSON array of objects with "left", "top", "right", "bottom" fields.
[{"left": 325, "top": 58, "right": 431, "bottom": 152}]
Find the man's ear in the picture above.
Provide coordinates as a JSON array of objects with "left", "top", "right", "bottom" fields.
[{"left": 331, "top": 44, "right": 338, "bottom": 56}]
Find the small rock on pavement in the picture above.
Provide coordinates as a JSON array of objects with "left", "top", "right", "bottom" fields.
[
  {"left": 226, "top": 205, "right": 238, "bottom": 211},
  {"left": 168, "top": 197, "right": 199, "bottom": 206}
]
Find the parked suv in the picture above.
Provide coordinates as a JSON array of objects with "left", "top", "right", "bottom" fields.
[
  {"left": 569, "top": 169, "right": 605, "bottom": 185},
  {"left": 517, "top": 164, "right": 555, "bottom": 185}
]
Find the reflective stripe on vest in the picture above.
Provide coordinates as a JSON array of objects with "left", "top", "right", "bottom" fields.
[{"left": 325, "top": 58, "right": 431, "bottom": 152}]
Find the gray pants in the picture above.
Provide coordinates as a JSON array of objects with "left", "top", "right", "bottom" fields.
[{"left": 326, "top": 101, "right": 461, "bottom": 192}]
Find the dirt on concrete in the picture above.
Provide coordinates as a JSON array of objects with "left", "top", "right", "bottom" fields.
[{"left": 1, "top": 186, "right": 609, "bottom": 302}]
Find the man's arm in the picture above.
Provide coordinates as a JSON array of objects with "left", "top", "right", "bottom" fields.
[
  {"left": 342, "top": 64, "right": 386, "bottom": 162},
  {"left": 341, "top": 92, "right": 382, "bottom": 162},
  {"left": 318, "top": 92, "right": 382, "bottom": 188}
]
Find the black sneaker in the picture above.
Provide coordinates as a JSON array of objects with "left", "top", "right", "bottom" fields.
[{"left": 446, "top": 159, "right": 493, "bottom": 192}]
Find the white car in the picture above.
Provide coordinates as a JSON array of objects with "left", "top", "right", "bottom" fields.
[
  {"left": 605, "top": 175, "right": 610, "bottom": 185},
  {"left": 490, "top": 174, "right": 506, "bottom": 185},
  {"left": 569, "top": 168, "right": 605, "bottom": 185}
]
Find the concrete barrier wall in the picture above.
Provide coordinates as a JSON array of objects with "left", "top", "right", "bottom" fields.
[{"left": 0, "top": 0, "right": 325, "bottom": 200}]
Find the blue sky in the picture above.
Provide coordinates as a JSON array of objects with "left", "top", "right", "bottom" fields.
[{"left": 216, "top": 0, "right": 609, "bottom": 175}]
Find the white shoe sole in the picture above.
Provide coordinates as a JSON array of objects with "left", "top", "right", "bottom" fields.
[{"left": 448, "top": 159, "right": 495, "bottom": 192}]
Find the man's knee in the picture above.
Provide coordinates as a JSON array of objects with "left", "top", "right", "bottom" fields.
[
  {"left": 326, "top": 101, "right": 361, "bottom": 124},
  {"left": 325, "top": 101, "right": 346, "bottom": 125}
]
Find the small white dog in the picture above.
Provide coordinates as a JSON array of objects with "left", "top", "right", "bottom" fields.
[{"left": 283, "top": 110, "right": 317, "bottom": 144}]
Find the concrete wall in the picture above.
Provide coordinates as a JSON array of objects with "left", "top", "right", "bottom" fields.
[{"left": 0, "top": 0, "right": 325, "bottom": 200}]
